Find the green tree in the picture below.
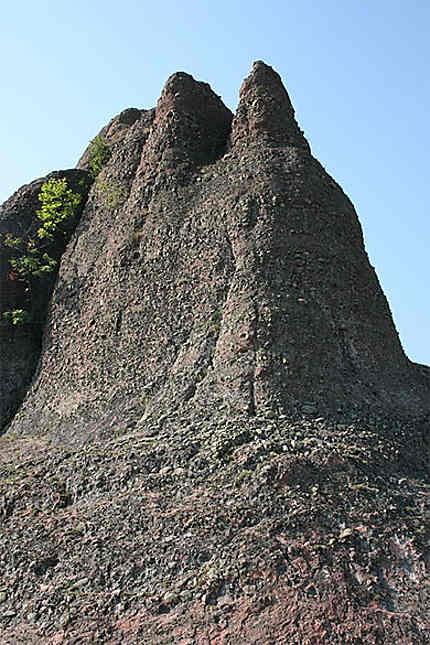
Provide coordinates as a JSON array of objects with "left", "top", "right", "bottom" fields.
[{"left": 36, "top": 177, "right": 82, "bottom": 241}]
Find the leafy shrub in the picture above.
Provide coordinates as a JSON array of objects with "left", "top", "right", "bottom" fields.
[
  {"left": 2, "top": 309, "right": 30, "bottom": 325},
  {"left": 95, "top": 178, "right": 127, "bottom": 208},
  {"left": 37, "top": 177, "right": 82, "bottom": 241},
  {"left": 2, "top": 178, "right": 81, "bottom": 282},
  {"left": 1, "top": 177, "right": 82, "bottom": 324},
  {"left": 88, "top": 135, "right": 111, "bottom": 178}
]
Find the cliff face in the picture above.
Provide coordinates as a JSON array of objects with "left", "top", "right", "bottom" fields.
[
  {"left": 0, "top": 169, "right": 90, "bottom": 430},
  {"left": 0, "top": 62, "right": 429, "bottom": 644},
  {"left": 2, "top": 61, "right": 428, "bottom": 445}
]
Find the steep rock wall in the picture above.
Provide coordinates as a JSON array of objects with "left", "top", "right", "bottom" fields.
[
  {"left": 0, "top": 62, "right": 429, "bottom": 645},
  {"left": 0, "top": 169, "right": 90, "bottom": 430}
]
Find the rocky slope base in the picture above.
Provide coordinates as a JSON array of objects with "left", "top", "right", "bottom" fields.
[
  {"left": 0, "top": 410, "right": 429, "bottom": 643},
  {"left": 0, "top": 62, "right": 429, "bottom": 643}
]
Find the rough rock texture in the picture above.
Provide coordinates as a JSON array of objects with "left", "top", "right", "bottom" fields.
[
  {"left": 0, "top": 62, "right": 428, "bottom": 644},
  {"left": 0, "top": 413, "right": 429, "bottom": 644},
  {"left": 6, "top": 62, "right": 429, "bottom": 445},
  {"left": 0, "top": 169, "right": 90, "bottom": 430}
]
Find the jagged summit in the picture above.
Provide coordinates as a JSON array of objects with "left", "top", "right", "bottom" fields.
[
  {"left": 136, "top": 69, "right": 232, "bottom": 191},
  {"left": 232, "top": 60, "right": 310, "bottom": 150},
  {"left": 0, "top": 62, "right": 429, "bottom": 645}
]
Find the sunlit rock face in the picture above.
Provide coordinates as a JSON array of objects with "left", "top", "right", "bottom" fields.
[
  {"left": 0, "top": 62, "right": 429, "bottom": 645},
  {"left": 3, "top": 61, "right": 429, "bottom": 444}
]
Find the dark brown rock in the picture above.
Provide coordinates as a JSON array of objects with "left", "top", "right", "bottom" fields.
[
  {"left": 6, "top": 62, "right": 428, "bottom": 444},
  {"left": 0, "top": 169, "right": 91, "bottom": 430},
  {"left": 232, "top": 60, "right": 310, "bottom": 150},
  {"left": 0, "top": 62, "right": 428, "bottom": 644},
  {"left": 76, "top": 106, "right": 151, "bottom": 171}
]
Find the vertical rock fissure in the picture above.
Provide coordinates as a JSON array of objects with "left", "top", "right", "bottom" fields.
[
  {"left": 249, "top": 302, "right": 259, "bottom": 416},
  {"left": 182, "top": 258, "right": 233, "bottom": 406},
  {"left": 115, "top": 310, "right": 122, "bottom": 335}
]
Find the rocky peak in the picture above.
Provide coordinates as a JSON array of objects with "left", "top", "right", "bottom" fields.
[
  {"left": 136, "top": 71, "right": 232, "bottom": 190},
  {"left": 232, "top": 60, "right": 310, "bottom": 151},
  {"left": 1, "top": 61, "right": 429, "bottom": 444}
]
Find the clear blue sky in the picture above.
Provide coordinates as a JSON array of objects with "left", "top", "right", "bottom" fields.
[{"left": 1, "top": 0, "right": 429, "bottom": 365}]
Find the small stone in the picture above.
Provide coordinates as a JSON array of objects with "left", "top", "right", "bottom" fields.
[
  {"left": 163, "top": 592, "right": 176, "bottom": 605},
  {"left": 339, "top": 528, "right": 353, "bottom": 539},
  {"left": 302, "top": 403, "right": 316, "bottom": 414}
]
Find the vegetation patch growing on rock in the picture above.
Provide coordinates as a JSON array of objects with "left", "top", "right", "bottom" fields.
[
  {"left": 88, "top": 135, "right": 111, "bottom": 178},
  {"left": 1, "top": 177, "right": 82, "bottom": 324},
  {"left": 95, "top": 177, "right": 127, "bottom": 209}
]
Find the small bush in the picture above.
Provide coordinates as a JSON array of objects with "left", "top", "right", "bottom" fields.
[
  {"left": 95, "top": 178, "right": 127, "bottom": 209},
  {"left": 1, "top": 177, "right": 82, "bottom": 324},
  {"left": 88, "top": 135, "right": 111, "bottom": 178},
  {"left": 2, "top": 309, "right": 31, "bottom": 325},
  {"left": 2, "top": 178, "right": 82, "bottom": 283},
  {"left": 37, "top": 177, "right": 82, "bottom": 241}
]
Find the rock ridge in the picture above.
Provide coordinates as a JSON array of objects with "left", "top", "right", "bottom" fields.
[{"left": 232, "top": 60, "right": 310, "bottom": 151}]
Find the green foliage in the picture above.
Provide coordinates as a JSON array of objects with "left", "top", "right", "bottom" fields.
[
  {"left": 3, "top": 178, "right": 81, "bottom": 284},
  {"left": 9, "top": 251, "right": 57, "bottom": 279},
  {"left": 95, "top": 178, "right": 127, "bottom": 209},
  {"left": 2, "top": 233, "right": 23, "bottom": 250},
  {"left": 88, "top": 135, "right": 111, "bottom": 178},
  {"left": 211, "top": 310, "right": 222, "bottom": 335},
  {"left": 1, "top": 177, "right": 82, "bottom": 324},
  {"left": 36, "top": 177, "right": 82, "bottom": 241},
  {"left": 2, "top": 309, "right": 31, "bottom": 325}
]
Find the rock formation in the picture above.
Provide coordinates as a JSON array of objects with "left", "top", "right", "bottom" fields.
[
  {"left": 2, "top": 61, "right": 428, "bottom": 445},
  {"left": 0, "top": 169, "right": 90, "bottom": 430},
  {"left": 0, "top": 62, "right": 428, "bottom": 644}
]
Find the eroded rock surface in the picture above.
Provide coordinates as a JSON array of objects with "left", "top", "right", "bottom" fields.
[
  {"left": 0, "top": 62, "right": 428, "bottom": 644},
  {"left": 6, "top": 62, "right": 429, "bottom": 445}
]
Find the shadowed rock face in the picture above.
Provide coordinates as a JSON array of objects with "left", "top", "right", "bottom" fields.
[
  {"left": 0, "top": 169, "right": 90, "bottom": 430},
  {"left": 3, "top": 61, "right": 428, "bottom": 444}
]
